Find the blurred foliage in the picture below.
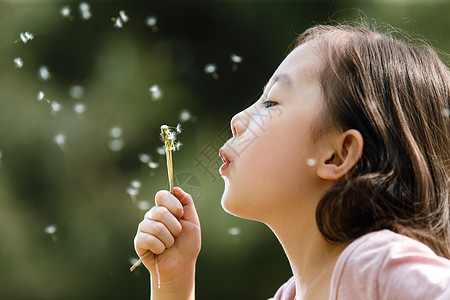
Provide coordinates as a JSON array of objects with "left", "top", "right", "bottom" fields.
[{"left": 0, "top": 0, "right": 448, "bottom": 299}]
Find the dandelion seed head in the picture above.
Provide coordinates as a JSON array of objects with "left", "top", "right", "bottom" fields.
[
  {"left": 110, "top": 126, "right": 122, "bottom": 139},
  {"left": 60, "top": 6, "right": 71, "bottom": 18},
  {"left": 306, "top": 158, "right": 317, "bottom": 167},
  {"left": 44, "top": 225, "right": 57, "bottom": 234},
  {"left": 146, "top": 16, "right": 157, "bottom": 27},
  {"left": 137, "top": 200, "right": 151, "bottom": 211},
  {"left": 179, "top": 109, "right": 191, "bottom": 122},
  {"left": 228, "top": 227, "right": 241, "bottom": 236},
  {"left": 149, "top": 84, "right": 162, "bottom": 100},
  {"left": 13, "top": 57, "right": 23, "bottom": 68},
  {"left": 131, "top": 180, "right": 141, "bottom": 189},
  {"left": 156, "top": 146, "right": 165, "bottom": 155},
  {"left": 126, "top": 187, "right": 138, "bottom": 197},
  {"left": 37, "top": 91, "right": 45, "bottom": 101},
  {"left": 19, "top": 32, "right": 34, "bottom": 44},
  {"left": 69, "top": 85, "right": 85, "bottom": 99},
  {"left": 51, "top": 101, "right": 62, "bottom": 113},
  {"left": 54, "top": 133, "right": 66, "bottom": 146},
  {"left": 204, "top": 63, "right": 217, "bottom": 74},
  {"left": 74, "top": 103, "right": 86, "bottom": 114},
  {"left": 139, "top": 153, "right": 151, "bottom": 163},
  {"left": 109, "top": 139, "right": 124, "bottom": 151},
  {"left": 38, "top": 65, "right": 51, "bottom": 81},
  {"left": 231, "top": 54, "right": 243, "bottom": 63},
  {"left": 119, "top": 10, "right": 129, "bottom": 22},
  {"left": 148, "top": 161, "right": 159, "bottom": 169}
]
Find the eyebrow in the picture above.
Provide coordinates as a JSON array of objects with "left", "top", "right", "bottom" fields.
[{"left": 262, "top": 73, "right": 293, "bottom": 94}]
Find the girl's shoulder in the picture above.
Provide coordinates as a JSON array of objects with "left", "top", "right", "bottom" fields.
[{"left": 330, "top": 229, "right": 450, "bottom": 300}]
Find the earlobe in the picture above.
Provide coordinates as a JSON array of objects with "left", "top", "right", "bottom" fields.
[{"left": 317, "top": 129, "right": 363, "bottom": 181}]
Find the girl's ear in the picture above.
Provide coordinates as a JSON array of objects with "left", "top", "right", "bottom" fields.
[{"left": 317, "top": 129, "right": 363, "bottom": 180}]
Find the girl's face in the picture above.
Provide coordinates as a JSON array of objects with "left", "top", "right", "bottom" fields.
[{"left": 220, "top": 41, "right": 330, "bottom": 222}]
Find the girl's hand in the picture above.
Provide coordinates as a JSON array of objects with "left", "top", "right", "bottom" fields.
[{"left": 134, "top": 187, "right": 201, "bottom": 295}]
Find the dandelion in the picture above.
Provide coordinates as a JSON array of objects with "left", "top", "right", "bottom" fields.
[
  {"left": 129, "top": 257, "right": 139, "bottom": 266},
  {"left": 60, "top": 6, "right": 73, "bottom": 20},
  {"left": 13, "top": 57, "right": 23, "bottom": 68},
  {"left": 149, "top": 84, "right": 162, "bottom": 101},
  {"left": 369, "top": 101, "right": 377, "bottom": 110},
  {"left": 109, "top": 126, "right": 122, "bottom": 139},
  {"left": 130, "top": 124, "right": 183, "bottom": 278},
  {"left": 231, "top": 53, "right": 243, "bottom": 71},
  {"left": 108, "top": 139, "right": 124, "bottom": 152},
  {"left": 204, "top": 63, "right": 219, "bottom": 80},
  {"left": 175, "top": 141, "right": 183, "bottom": 151},
  {"left": 45, "top": 225, "right": 58, "bottom": 242},
  {"left": 137, "top": 200, "right": 151, "bottom": 211},
  {"left": 443, "top": 108, "right": 450, "bottom": 118},
  {"left": 146, "top": 16, "right": 158, "bottom": 33},
  {"left": 79, "top": 2, "right": 92, "bottom": 20},
  {"left": 113, "top": 18, "right": 123, "bottom": 28},
  {"left": 306, "top": 158, "right": 317, "bottom": 167},
  {"left": 18, "top": 31, "right": 34, "bottom": 44},
  {"left": 138, "top": 153, "right": 151, "bottom": 164},
  {"left": 51, "top": 101, "right": 62, "bottom": 115},
  {"left": 131, "top": 180, "right": 142, "bottom": 189},
  {"left": 119, "top": 10, "right": 129, "bottom": 23},
  {"left": 228, "top": 227, "right": 241, "bottom": 236},
  {"left": 37, "top": 91, "right": 45, "bottom": 101},
  {"left": 38, "top": 65, "right": 51, "bottom": 81},
  {"left": 74, "top": 103, "right": 86, "bottom": 116},
  {"left": 69, "top": 85, "right": 85, "bottom": 99}
]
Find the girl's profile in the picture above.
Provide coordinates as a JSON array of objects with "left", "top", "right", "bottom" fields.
[{"left": 134, "top": 22, "right": 450, "bottom": 299}]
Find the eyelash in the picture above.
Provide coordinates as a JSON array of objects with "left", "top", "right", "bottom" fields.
[{"left": 262, "top": 100, "right": 278, "bottom": 108}]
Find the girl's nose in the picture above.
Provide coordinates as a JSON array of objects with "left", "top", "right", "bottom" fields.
[{"left": 230, "top": 110, "right": 249, "bottom": 138}]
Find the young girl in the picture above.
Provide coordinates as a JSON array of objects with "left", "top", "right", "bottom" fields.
[{"left": 134, "top": 24, "right": 450, "bottom": 299}]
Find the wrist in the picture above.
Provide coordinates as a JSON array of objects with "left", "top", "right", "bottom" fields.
[{"left": 151, "top": 267, "right": 195, "bottom": 300}]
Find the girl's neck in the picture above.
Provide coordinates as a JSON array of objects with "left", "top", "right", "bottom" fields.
[{"left": 267, "top": 214, "right": 346, "bottom": 300}]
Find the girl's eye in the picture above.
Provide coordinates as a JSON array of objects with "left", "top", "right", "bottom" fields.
[{"left": 262, "top": 100, "right": 278, "bottom": 108}]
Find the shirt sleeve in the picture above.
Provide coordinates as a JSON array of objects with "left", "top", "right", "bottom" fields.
[
  {"left": 272, "top": 276, "right": 296, "bottom": 300},
  {"left": 331, "top": 230, "right": 450, "bottom": 300}
]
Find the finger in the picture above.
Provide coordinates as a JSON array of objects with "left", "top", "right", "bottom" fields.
[
  {"left": 173, "top": 187, "right": 200, "bottom": 225},
  {"left": 155, "top": 190, "right": 184, "bottom": 218},
  {"left": 134, "top": 231, "right": 165, "bottom": 255},
  {"left": 138, "top": 219, "right": 175, "bottom": 248},
  {"left": 145, "top": 206, "right": 182, "bottom": 237}
]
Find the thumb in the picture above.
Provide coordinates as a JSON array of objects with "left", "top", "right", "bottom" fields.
[{"left": 173, "top": 187, "right": 199, "bottom": 225}]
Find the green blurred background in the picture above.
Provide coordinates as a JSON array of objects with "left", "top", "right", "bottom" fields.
[{"left": 0, "top": 0, "right": 448, "bottom": 299}]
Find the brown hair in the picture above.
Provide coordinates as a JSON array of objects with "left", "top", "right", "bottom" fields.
[{"left": 297, "top": 24, "right": 450, "bottom": 258}]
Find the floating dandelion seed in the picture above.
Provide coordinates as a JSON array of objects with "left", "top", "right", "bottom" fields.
[
  {"left": 13, "top": 57, "right": 23, "bottom": 68},
  {"left": 156, "top": 146, "right": 165, "bottom": 155},
  {"left": 79, "top": 2, "right": 92, "bottom": 20},
  {"left": 51, "top": 101, "right": 62, "bottom": 115},
  {"left": 131, "top": 180, "right": 142, "bottom": 189},
  {"left": 37, "top": 91, "right": 45, "bottom": 101},
  {"left": 129, "top": 257, "right": 139, "bottom": 266},
  {"left": 146, "top": 16, "right": 158, "bottom": 33},
  {"left": 38, "top": 66, "right": 51, "bottom": 81},
  {"left": 306, "top": 158, "right": 317, "bottom": 167},
  {"left": 69, "top": 85, "right": 85, "bottom": 99},
  {"left": 119, "top": 10, "right": 129, "bottom": 23},
  {"left": 139, "top": 153, "right": 151, "bottom": 164},
  {"left": 204, "top": 63, "right": 219, "bottom": 80},
  {"left": 109, "top": 139, "right": 124, "bottom": 152},
  {"left": 74, "top": 103, "right": 86, "bottom": 115},
  {"left": 231, "top": 54, "right": 243, "bottom": 71},
  {"left": 149, "top": 84, "right": 162, "bottom": 101},
  {"left": 54, "top": 133, "right": 67, "bottom": 151},
  {"left": 228, "top": 227, "right": 241, "bottom": 236},
  {"left": 60, "top": 6, "right": 73, "bottom": 20},
  {"left": 19, "top": 32, "right": 34, "bottom": 44},
  {"left": 109, "top": 126, "right": 122, "bottom": 139},
  {"left": 443, "top": 108, "right": 450, "bottom": 118},
  {"left": 148, "top": 161, "right": 159, "bottom": 169},
  {"left": 174, "top": 141, "right": 183, "bottom": 151},
  {"left": 45, "top": 225, "right": 58, "bottom": 242},
  {"left": 113, "top": 18, "right": 123, "bottom": 28},
  {"left": 179, "top": 109, "right": 192, "bottom": 122},
  {"left": 176, "top": 123, "right": 182, "bottom": 134},
  {"left": 126, "top": 187, "right": 138, "bottom": 197},
  {"left": 137, "top": 200, "right": 151, "bottom": 211},
  {"left": 369, "top": 101, "right": 377, "bottom": 110}
]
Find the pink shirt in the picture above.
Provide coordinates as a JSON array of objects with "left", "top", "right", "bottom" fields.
[{"left": 273, "top": 230, "right": 450, "bottom": 299}]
